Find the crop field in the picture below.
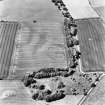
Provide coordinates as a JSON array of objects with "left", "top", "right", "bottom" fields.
[
  {"left": 0, "top": 0, "right": 64, "bottom": 22},
  {"left": 12, "top": 21, "right": 67, "bottom": 78},
  {"left": 0, "top": 21, "right": 20, "bottom": 79},
  {"left": 1, "top": 0, "right": 68, "bottom": 79},
  {"left": 76, "top": 18, "right": 105, "bottom": 72},
  {"left": 0, "top": 0, "right": 105, "bottom": 105}
]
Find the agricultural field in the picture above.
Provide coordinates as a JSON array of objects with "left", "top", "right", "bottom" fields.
[
  {"left": 76, "top": 18, "right": 105, "bottom": 72},
  {"left": 12, "top": 21, "right": 67, "bottom": 78},
  {"left": 88, "top": 0, "right": 105, "bottom": 22},
  {"left": 0, "top": 80, "right": 84, "bottom": 105},
  {"left": 93, "top": 7, "right": 105, "bottom": 22},
  {"left": 0, "top": 22, "right": 20, "bottom": 79},
  {"left": 0, "top": 0, "right": 64, "bottom": 22},
  {"left": 0, "top": 0, "right": 105, "bottom": 105},
  {"left": 0, "top": 0, "right": 69, "bottom": 78},
  {"left": 62, "top": 0, "right": 99, "bottom": 19}
]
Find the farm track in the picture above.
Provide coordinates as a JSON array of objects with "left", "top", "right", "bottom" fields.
[
  {"left": 0, "top": 22, "right": 20, "bottom": 79},
  {"left": 76, "top": 18, "right": 105, "bottom": 72}
]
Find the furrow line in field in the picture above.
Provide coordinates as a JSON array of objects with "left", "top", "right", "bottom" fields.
[
  {"left": 2, "top": 23, "right": 18, "bottom": 78},
  {"left": 0, "top": 23, "right": 10, "bottom": 78},
  {"left": 0, "top": 22, "right": 19, "bottom": 79},
  {"left": 1, "top": 23, "right": 13, "bottom": 78}
]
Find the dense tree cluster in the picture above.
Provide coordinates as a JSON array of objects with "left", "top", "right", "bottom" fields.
[
  {"left": 64, "top": 18, "right": 81, "bottom": 69},
  {"left": 57, "top": 81, "right": 65, "bottom": 89},
  {"left": 64, "top": 19, "right": 81, "bottom": 69},
  {"left": 23, "top": 68, "right": 75, "bottom": 80},
  {"left": 45, "top": 90, "right": 65, "bottom": 102},
  {"left": 32, "top": 89, "right": 65, "bottom": 102},
  {"left": 66, "top": 37, "right": 79, "bottom": 46},
  {"left": 23, "top": 77, "right": 36, "bottom": 87},
  {"left": 23, "top": 73, "right": 66, "bottom": 102},
  {"left": 23, "top": 72, "right": 100, "bottom": 101}
]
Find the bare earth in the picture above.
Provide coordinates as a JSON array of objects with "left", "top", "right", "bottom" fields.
[{"left": 63, "top": 0, "right": 99, "bottom": 19}]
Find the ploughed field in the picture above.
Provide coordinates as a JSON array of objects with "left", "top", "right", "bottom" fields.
[
  {"left": 0, "top": 21, "right": 20, "bottom": 79},
  {"left": 76, "top": 18, "right": 105, "bottom": 72}
]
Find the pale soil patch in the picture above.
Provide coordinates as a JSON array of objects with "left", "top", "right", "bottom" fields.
[{"left": 62, "top": 0, "right": 99, "bottom": 19}]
